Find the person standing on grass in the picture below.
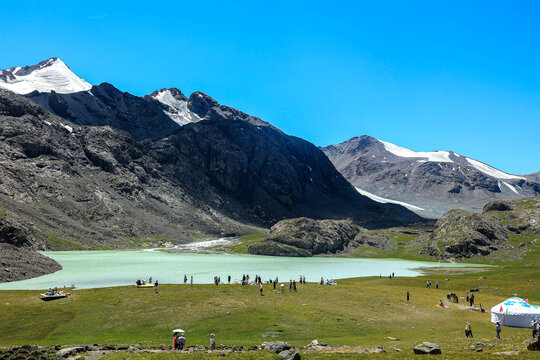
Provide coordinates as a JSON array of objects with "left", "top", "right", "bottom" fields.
[
  {"left": 293, "top": 280, "right": 297, "bottom": 292},
  {"left": 532, "top": 317, "right": 539, "bottom": 338},
  {"left": 465, "top": 322, "right": 473, "bottom": 338},
  {"left": 407, "top": 291, "right": 410, "bottom": 303},
  {"left": 470, "top": 293, "right": 474, "bottom": 307},
  {"left": 178, "top": 332, "right": 185, "bottom": 350},
  {"left": 289, "top": 280, "right": 292, "bottom": 292},
  {"left": 260, "top": 282, "right": 264, "bottom": 296},
  {"left": 190, "top": 276, "right": 193, "bottom": 287},
  {"left": 496, "top": 322, "right": 501, "bottom": 339},
  {"left": 154, "top": 280, "right": 159, "bottom": 294},
  {"left": 228, "top": 275, "right": 231, "bottom": 284},
  {"left": 184, "top": 274, "right": 187, "bottom": 284},
  {"left": 210, "top": 333, "right": 216, "bottom": 350},
  {"left": 436, "top": 281, "right": 439, "bottom": 289},
  {"left": 273, "top": 279, "right": 276, "bottom": 291},
  {"left": 173, "top": 331, "right": 179, "bottom": 350}
]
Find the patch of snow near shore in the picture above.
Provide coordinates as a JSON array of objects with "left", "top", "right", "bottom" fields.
[{"left": 355, "top": 187, "right": 424, "bottom": 211}]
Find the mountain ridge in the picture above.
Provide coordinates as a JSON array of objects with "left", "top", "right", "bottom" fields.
[{"left": 322, "top": 135, "right": 540, "bottom": 217}]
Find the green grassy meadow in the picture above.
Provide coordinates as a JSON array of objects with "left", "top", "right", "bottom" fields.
[{"left": 1, "top": 263, "right": 539, "bottom": 359}]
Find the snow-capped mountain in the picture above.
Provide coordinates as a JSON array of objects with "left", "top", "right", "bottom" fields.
[
  {"left": 0, "top": 57, "right": 91, "bottom": 94},
  {"left": 322, "top": 136, "right": 539, "bottom": 217},
  {"left": 148, "top": 88, "right": 201, "bottom": 125}
]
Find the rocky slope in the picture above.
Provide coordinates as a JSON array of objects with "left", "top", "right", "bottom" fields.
[
  {"left": 26, "top": 83, "right": 179, "bottom": 141},
  {"left": 322, "top": 136, "right": 540, "bottom": 217},
  {"left": 0, "top": 90, "right": 421, "bottom": 256},
  {"left": 0, "top": 243, "right": 61, "bottom": 282}
]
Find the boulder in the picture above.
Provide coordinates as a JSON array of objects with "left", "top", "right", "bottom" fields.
[
  {"left": 527, "top": 339, "right": 540, "bottom": 351},
  {"left": 304, "top": 339, "right": 327, "bottom": 350},
  {"left": 128, "top": 345, "right": 140, "bottom": 353},
  {"left": 413, "top": 342, "right": 441, "bottom": 355},
  {"left": 56, "top": 346, "right": 86, "bottom": 358},
  {"left": 278, "top": 349, "right": 301, "bottom": 359},
  {"left": 358, "top": 346, "right": 385, "bottom": 354},
  {"left": 483, "top": 200, "right": 515, "bottom": 212},
  {"left": 261, "top": 341, "right": 292, "bottom": 353}
]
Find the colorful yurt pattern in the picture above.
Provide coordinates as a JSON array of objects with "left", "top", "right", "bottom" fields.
[{"left": 491, "top": 297, "right": 540, "bottom": 328}]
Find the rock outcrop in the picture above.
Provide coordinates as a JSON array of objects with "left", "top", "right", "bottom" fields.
[
  {"left": 421, "top": 197, "right": 539, "bottom": 260},
  {"left": 424, "top": 210, "right": 507, "bottom": 258},
  {"left": 248, "top": 218, "right": 360, "bottom": 256}
]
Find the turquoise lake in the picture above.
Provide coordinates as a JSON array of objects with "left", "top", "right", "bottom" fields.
[{"left": 0, "top": 250, "right": 481, "bottom": 290}]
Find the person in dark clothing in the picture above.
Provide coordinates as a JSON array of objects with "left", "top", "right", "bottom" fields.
[
  {"left": 154, "top": 280, "right": 159, "bottom": 294},
  {"left": 273, "top": 280, "right": 276, "bottom": 291},
  {"left": 293, "top": 280, "right": 297, "bottom": 292},
  {"left": 470, "top": 294, "right": 474, "bottom": 307},
  {"left": 289, "top": 280, "right": 292, "bottom": 292},
  {"left": 407, "top": 291, "right": 410, "bottom": 303},
  {"left": 259, "top": 282, "right": 264, "bottom": 296},
  {"left": 228, "top": 275, "right": 231, "bottom": 284},
  {"left": 496, "top": 322, "right": 501, "bottom": 339}
]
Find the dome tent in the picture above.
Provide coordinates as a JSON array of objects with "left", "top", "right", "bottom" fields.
[{"left": 491, "top": 297, "right": 540, "bottom": 328}]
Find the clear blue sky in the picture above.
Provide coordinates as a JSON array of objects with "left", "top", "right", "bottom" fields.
[{"left": 1, "top": 1, "right": 539, "bottom": 174}]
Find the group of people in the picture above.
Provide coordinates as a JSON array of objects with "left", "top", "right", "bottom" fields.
[
  {"left": 183, "top": 274, "right": 194, "bottom": 286},
  {"left": 425, "top": 280, "right": 438, "bottom": 289},
  {"left": 45, "top": 287, "right": 63, "bottom": 296},
  {"left": 320, "top": 277, "right": 337, "bottom": 285},
  {"left": 135, "top": 277, "right": 159, "bottom": 293},
  {"left": 173, "top": 331, "right": 215, "bottom": 351}
]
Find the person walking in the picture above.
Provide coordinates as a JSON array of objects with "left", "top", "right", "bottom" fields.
[
  {"left": 407, "top": 291, "right": 410, "bottom": 304},
  {"left": 273, "top": 279, "right": 276, "bottom": 291},
  {"left": 210, "top": 333, "right": 216, "bottom": 350},
  {"left": 293, "top": 280, "right": 297, "bottom": 292},
  {"left": 465, "top": 322, "right": 473, "bottom": 338},
  {"left": 470, "top": 294, "right": 475, "bottom": 307},
  {"left": 289, "top": 280, "right": 292, "bottom": 292},
  {"left": 190, "top": 276, "right": 193, "bottom": 287},
  {"left": 184, "top": 274, "right": 187, "bottom": 284},
  {"left": 259, "top": 282, "right": 264, "bottom": 296},
  {"left": 154, "top": 280, "right": 159, "bottom": 294},
  {"left": 495, "top": 322, "right": 501, "bottom": 339}
]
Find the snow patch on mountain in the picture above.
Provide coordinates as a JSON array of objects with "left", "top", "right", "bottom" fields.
[
  {"left": 355, "top": 187, "right": 425, "bottom": 212},
  {"left": 465, "top": 158, "right": 525, "bottom": 180},
  {"left": 502, "top": 181, "right": 519, "bottom": 194},
  {"left": 151, "top": 89, "right": 201, "bottom": 125},
  {"left": 0, "top": 58, "right": 91, "bottom": 94},
  {"left": 380, "top": 140, "right": 453, "bottom": 162},
  {"left": 379, "top": 139, "right": 525, "bottom": 180}
]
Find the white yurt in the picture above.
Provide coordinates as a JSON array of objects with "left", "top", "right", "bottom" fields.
[{"left": 491, "top": 297, "right": 540, "bottom": 327}]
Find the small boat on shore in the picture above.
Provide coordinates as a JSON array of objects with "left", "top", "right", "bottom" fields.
[{"left": 40, "top": 292, "right": 70, "bottom": 301}]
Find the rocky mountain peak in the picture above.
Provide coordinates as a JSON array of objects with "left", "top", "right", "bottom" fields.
[{"left": 0, "top": 57, "right": 92, "bottom": 94}]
